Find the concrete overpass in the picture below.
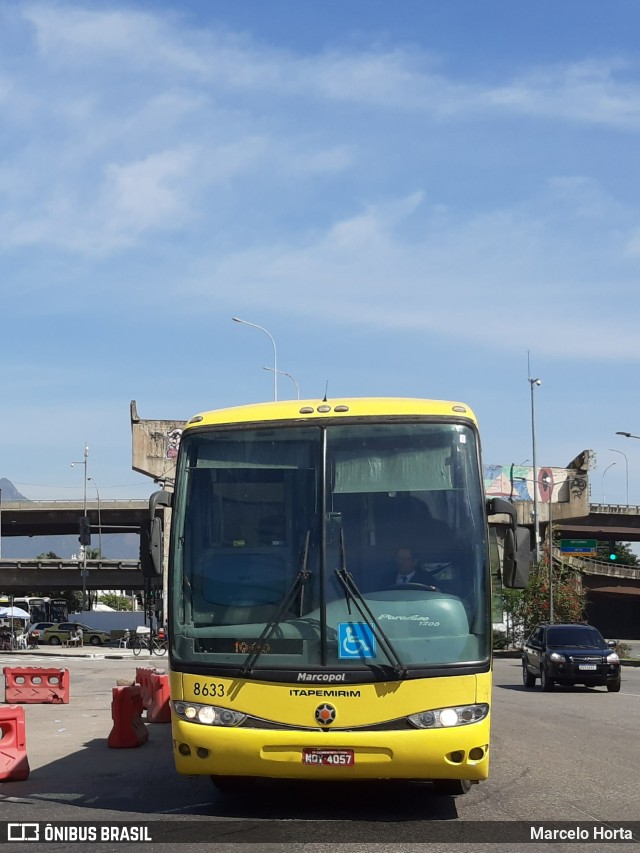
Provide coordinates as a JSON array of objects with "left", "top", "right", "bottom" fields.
[
  {"left": 0, "top": 499, "right": 148, "bottom": 537},
  {"left": 0, "top": 499, "right": 149, "bottom": 594},
  {"left": 0, "top": 558, "right": 144, "bottom": 594},
  {"left": 556, "top": 504, "right": 640, "bottom": 542},
  {"left": 553, "top": 549, "right": 640, "bottom": 639}
]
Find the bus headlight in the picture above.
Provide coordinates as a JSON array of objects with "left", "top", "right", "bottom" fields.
[
  {"left": 172, "top": 701, "right": 246, "bottom": 727},
  {"left": 408, "top": 703, "right": 489, "bottom": 729}
]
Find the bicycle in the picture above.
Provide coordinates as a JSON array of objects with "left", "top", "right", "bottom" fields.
[
  {"left": 132, "top": 633, "right": 167, "bottom": 656},
  {"left": 152, "top": 635, "right": 167, "bottom": 656}
]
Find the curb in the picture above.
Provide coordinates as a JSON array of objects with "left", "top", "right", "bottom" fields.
[{"left": 1, "top": 648, "right": 131, "bottom": 659}]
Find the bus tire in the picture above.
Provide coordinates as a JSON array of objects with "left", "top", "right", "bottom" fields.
[
  {"left": 211, "top": 775, "right": 255, "bottom": 793},
  {"left": 432, "top": 779, "right": 472, "bottom": 796}
]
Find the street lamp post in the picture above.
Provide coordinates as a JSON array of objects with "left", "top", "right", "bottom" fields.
[
  {"left": 88, "top": 477, "right": 102, "bottom": 558},
  {"left": 548, "top": 496, "right": 554, "bottom": 623},
  {"left": 232, "top": 317, "right": 278, "bottom": 401},
  {"left": 602, "top": 462, "right": 616, "bottom": 504},
  {"left": 528, "top": 373, "right": 542, "bottom": 563},
  {"left": 71, "top": 444, "right": 89, "bottom": 611},
  {"left": 0, "top": 487, "right": 2, "bottom": 560},
  {"left": 608, "top": 449, "right": 629, "bottom": 504},
  {"left": 263, "top": 366, "right": 300, "bottom": 399}
]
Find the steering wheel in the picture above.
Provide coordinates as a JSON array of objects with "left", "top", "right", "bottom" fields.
[{"left": 385, "top": 583, "right": 439, "bottom": 591}]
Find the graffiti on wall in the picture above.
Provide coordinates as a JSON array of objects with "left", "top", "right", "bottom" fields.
[
  {"left": 166, "top": 428, "right": 183, "bottom": 459},
  {"left": 484, "top": 464, "right": 573, "bottom": 504}
]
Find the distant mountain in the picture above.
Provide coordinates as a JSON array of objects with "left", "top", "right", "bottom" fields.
[{"left": 0, "top": 478, "right": 28, "bottom": 501}]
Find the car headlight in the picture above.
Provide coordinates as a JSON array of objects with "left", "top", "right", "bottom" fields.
[
  {"left": 606, "top": 652, "right": 620, "bottom": 664},
  {"left": 408, "top": 703, "right": 489, "bottom": 729},
  {"left": 549, "top": 652, "right": 565, "bottom": 662},
  {"left": 171, "top": 701, "right": 246, "bottom": 727}
]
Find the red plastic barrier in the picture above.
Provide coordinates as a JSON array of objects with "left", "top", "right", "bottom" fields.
[
  {"left": 107, "top": 686, "right": 148, "bottom": 749},
  {"left": 3, "top": 667, "right": 70, "bottom": 704},
  {"left": 135, "top": 668, "right": 155, "bottom": 710},
  {"left": 146, "top": 672, "right": 171, "bottom": 724},
  {"left": 0, "top": 705, "right": 30, "bottom": 781}
]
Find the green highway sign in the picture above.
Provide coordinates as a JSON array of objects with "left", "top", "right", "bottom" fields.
[{"left": 560, "top": 538, "right": 597, "bottom": 554}]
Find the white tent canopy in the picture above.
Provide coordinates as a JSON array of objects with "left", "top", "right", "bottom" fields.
[{"left": 0, "top": 606, "right": 31, "bottom": 620}]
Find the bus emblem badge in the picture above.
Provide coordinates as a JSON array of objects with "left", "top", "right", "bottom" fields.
[{"left": 315, "top": 704, "right": 336, "bottom": 726}]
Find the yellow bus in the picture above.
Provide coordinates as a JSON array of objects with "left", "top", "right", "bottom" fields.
[{"left": 145, "top": 397, "right": 530, "bottom": 794}]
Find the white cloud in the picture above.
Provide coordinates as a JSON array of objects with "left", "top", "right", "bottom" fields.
[
  {"left": 0, "top": 146, "right": 200, "bottom": 255},
  {"left": 24, "top": 3, "right": 208, "bottom": 75},
  {"left": 17, "top": 3, "right": 640, "bottom": 127},
  {"left": 103, "top": 147, "right": 197, "bottom": 234},
  {"left": 484, "top": 59, "right": 640, "bottom": 128},
  {"left": 196, "top": 182, "right": 640, "bottom": 361},
  {"left": 2, "top": 2, "right": 640, "bottom": 361}
]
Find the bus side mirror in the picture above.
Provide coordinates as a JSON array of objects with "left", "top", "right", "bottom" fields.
[
  {"left": 486, "top": 497, "right": 531, "bottom": 589},
  {"left": 486, "top": 496, "right": 517, "bottom": 523},
  {"left": 140, "top": 490, "right": 173, "bottom": 578},
  {"left": 503, "top": 527, "right": 532, "bottom": 589}
]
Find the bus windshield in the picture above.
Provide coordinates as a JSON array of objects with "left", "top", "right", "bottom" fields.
[{"left": 170, "top": 419, "right": 490, "bottom": 676}]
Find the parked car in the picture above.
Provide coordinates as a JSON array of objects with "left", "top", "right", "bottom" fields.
[
  {"left": 41, "top": 622, "right": 111, "bottom": 647},
  {"left": 522, "top": 623, "right": 621, "bottom": 692},
  {"left": 25, "top": 622, "right": 55, "bottom": 646}
]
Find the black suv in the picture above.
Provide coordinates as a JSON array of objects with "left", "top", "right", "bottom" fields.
[{"left": 522, "top": 623, "right": 621, "bottom": 692}]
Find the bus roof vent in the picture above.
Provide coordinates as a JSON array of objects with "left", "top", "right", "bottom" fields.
[
  {"left": 299, "top": 406, "right": 314, "bottom": 414},
  {"left": 317, "top": 405, "right": 331, "bottom": 413},
  {"left": 334, "top": 405, "right": 349, "bottom": 412},
  {"left": 451, "top": 406, "right": 467, "bottom": 413},
  {"left": 188, "top": 415, "right": 204, "bottom": 424}
]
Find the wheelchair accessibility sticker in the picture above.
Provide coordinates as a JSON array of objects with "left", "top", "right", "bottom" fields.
[{"left": 338, "top": 623, "right": 376, "bottom": 659}]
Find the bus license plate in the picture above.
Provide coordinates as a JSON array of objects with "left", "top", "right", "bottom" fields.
[
  {"left": 302, "top": 749, "right": 354, "bottom": 766},
  {"left": 579, "top": 664, "right": 597, "bottom": 670}
]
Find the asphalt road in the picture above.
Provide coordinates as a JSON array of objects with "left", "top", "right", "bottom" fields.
[{"left": 0, "top": 651, "right": 638, "bottom": 851}]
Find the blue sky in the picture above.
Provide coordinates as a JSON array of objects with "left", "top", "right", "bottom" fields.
[{"left": 3, "top": 0, "right": 640, "bottom": 506}]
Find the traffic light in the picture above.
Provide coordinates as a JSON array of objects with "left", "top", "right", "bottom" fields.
[
  {"left": 78, "top": 516, "right": 91, "bottom": 546},
  {"left": 608, "top": 550, "right": 618, "bottom": 561}
]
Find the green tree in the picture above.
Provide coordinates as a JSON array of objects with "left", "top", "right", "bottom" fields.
[
  {"left": 596, "top": 541, "right": 639, "bottom": 566},
  {"left": 36, "top": 552, "right": 61, "bottom": 560},
  {"left": 501, "top": 587, "right": 525, "bottom": 646},
  {"left": 99, "top": 593, "right": 132, "bottom": 611},
  {"left": 516, "top": 556, "right": 587, "bottom": 636}
]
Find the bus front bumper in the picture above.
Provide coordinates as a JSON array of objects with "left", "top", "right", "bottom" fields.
[{"left": 171, "top": 716, "right": 490, "bottom": 781}]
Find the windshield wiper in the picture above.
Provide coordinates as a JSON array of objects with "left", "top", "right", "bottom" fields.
[
  {"left": 241, "top": 531, "right": 311, "bottom": 675},
  {"left": 334, "top": 530, "right": 407, "bottom": 679}
]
